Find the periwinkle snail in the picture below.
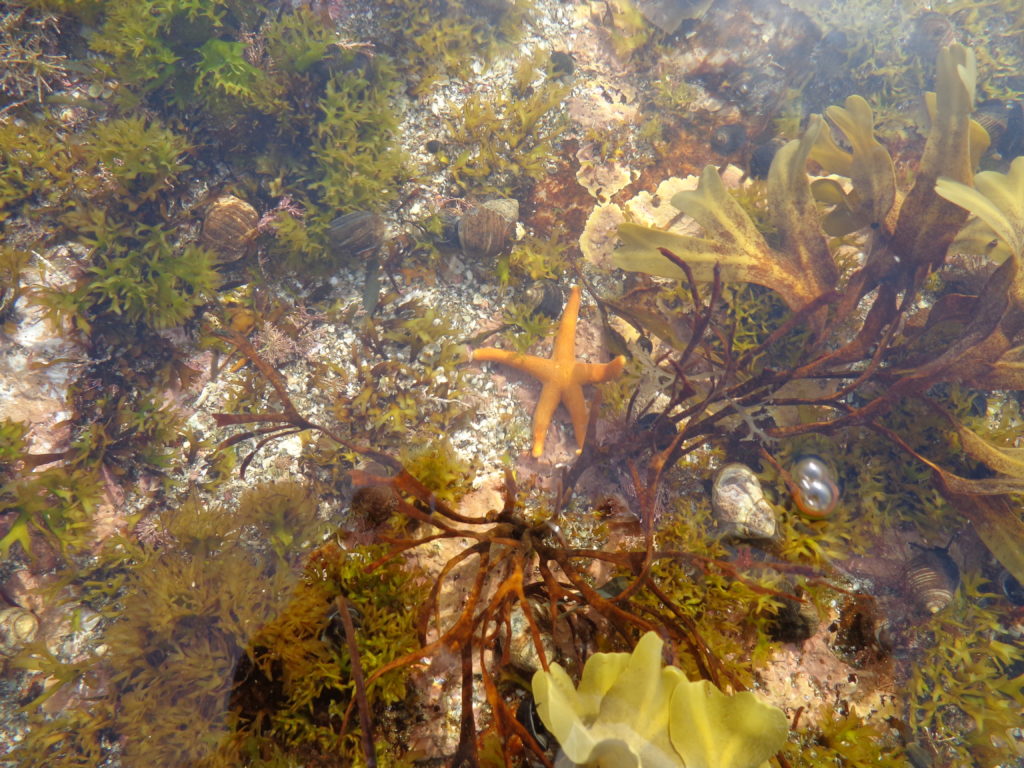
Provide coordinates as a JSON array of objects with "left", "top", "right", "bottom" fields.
[
  {"left": 905, "top": 546, "right": 959, "bottom": 614},
  {"left": 712, "top": 463, "right": 777, "bottom": 539},
  {"left": 791, "top": 455, "right": 839, "bottom": 518}
]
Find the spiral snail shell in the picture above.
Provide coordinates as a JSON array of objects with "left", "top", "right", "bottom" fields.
[
  {"left": 326, "top": 211, "right": 385, "bottom": 259},
  {"left": 791, "top": 455, "right": 839, "bottom": 518},
  {"left": 0, "top": 606, "right": 39, "bottom": 657},
  {"left": 712, "top": 463, "right": 777, "bottom": 539},
  {"left": 201, "top": 195, "right": 258, "bottom": 262},
  {"left": 458, "top": 198, "right": 518, "bottom": 259},
  {"left": 905, "top": 547, "right": 959, "bottom": 614}
]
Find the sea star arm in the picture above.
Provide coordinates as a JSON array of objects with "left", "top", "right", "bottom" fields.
[
  {"left": 560, "top": 382, "right": 590, "bottom": 454},
  {"left": 552, "top": 284, "right": 582, "bottom": 360},
  {"left": 573, "top": 356, "right": 627, "bottom": 384},
  {"left": 471, "top": 348, "right": 556, "bottom": 382},
  {"left": 532, "top": 381, "right": 563, "bottom": 457}
]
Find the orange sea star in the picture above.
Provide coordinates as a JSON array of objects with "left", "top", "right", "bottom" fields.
[{"left": 471, "top": 285, "right": 626, "bottom": 458}]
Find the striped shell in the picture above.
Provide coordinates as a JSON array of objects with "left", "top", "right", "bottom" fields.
[
  {"left": 712, "top": 463, "right": 777, "bottom": 539},
  {"left": 201, "top": 195, "right": 258, "bottom": 262},
  {"left": 326, "top": 211, "right": 385, "bottom": 258},
  {"left": 905, "top": 548, "right": 959, "bottom": 614},
  {"left": 458, "top": 198, "right": 518, "bottom": 259},
  {"left": 792, "top": 455, "right": 839, "bottom": 518}
]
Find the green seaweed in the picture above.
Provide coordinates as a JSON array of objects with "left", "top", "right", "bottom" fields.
[{"left": 446, "top": 77, "right": 568, "bottom": 196}]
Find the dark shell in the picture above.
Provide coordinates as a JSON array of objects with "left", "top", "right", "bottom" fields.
[
  {"left": 749, "top": 138, "right": 785, "bottom": 180},
  {"left": 327, "top": 211, "right": 385, "bottom": 258},
  {"left": 975, "top": 99, "right": 1024, "bottom": 158},
  {"left": 905, "top": 548, "right": 959, "bottom": 614},
  {"left": 523, "top": 280, "right": 563, "bottom": 319},
  {"left": 998, "top": 570, "right": 1024, "bottom": 606},
  {"left": 548, "top": 51, "right": 574, "bottom": 78},
  {"left": 830, "top": 594, "right": 887, "bottom": 668},
  {"left": 635, "top": 412, "right": 677, "bottom": 452},
  {"left": 710, "top": 123, "right": 747, "bottom": 156},
  {"left": 201, "top": 195, "right": 258, "bottom": 261},
  {"left": 458, "top": 199, "right": 518, "bottom": 259},
  {"left": 767, "top": 591, "right": 819, "bottom": 644},
  {"left": 515, "top": 696, "right": 550, "bottom": 750}
]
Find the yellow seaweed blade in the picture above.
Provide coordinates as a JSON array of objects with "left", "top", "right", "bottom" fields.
[
  {"left": 668, "top": 678, "right": 788, "bottom": 768},
  {"left": 820, "top": 96, "right": 896, "bottom": 226},
  {"left": 766, "top": 117, "right": 838, "bottom": 301},
  {"left": 937, "top": 156, "right": 1024, "bottom": 260}
]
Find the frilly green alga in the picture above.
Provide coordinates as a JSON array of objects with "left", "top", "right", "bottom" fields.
[{"left": 531, "top": 631, "right": 788, "bottom": 768}]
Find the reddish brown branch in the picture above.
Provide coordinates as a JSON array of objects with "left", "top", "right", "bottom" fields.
[{"left": 335, "top": 594, "right": 376, "bottom": 767}]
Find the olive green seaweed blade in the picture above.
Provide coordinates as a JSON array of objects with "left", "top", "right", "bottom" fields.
[
  {"left": 765, "top": 116, "right": 838, "bottom": 300},
  {"left": 615, "top": 165, "right": 764, "bottom": 283},
  {"left": 616, "top": 220, "right": 753, "bottom": 283},
  {"left": 668, "top": 679, "right": 789, "bottom": 768},
  {"left": 616, "top": 161, "right": 834, "bottom": 312},
  {"left": 810, "top": 95, "right": 896, "bottom": 229},
  {"left": 891, "top": 44, "right": 980, "bottom": 269},
  {"left": 936, "top": 156, "right": 1024, "bottom": 260}
]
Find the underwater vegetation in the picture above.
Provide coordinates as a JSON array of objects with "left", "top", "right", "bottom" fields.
[
  {"left": 605, "top": 41, "right": 1024, "bottom": 764},
  {"left": 532, "top": 630, "right": 788, "bottom": 768},
  {"left": 5, "top": 0, "right": 1024, "bottom": 761}
]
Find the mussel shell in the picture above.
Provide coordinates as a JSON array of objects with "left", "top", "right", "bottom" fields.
[
  {"left": 0, "top": 606, "right": 39, "bottom": 656},
  {"left": 326, "top": 211, "right": 385, "bottom": 258},
  {"left": 791, "top": 455, "right": 839, "bottom": 518},
  {"left": 767, "top": 591, "right": 819, "bottom": 644},
  {"left": 711, "top": 463, "right": 777, "bottom": 539},
  {"left": 971, "top": 99, "right": 1024, "bottom": 159},
  {"left": 635, "top": 412, "right": 677, "bottom": 452},
  {"left": 905, "top": 548, "right": 959, "bottom": 614},
  {"left": 998, "top": 101, "right": 1024, "bottom": 158},
  {"left": 201, "top": 195, "right": 258, "bottom": 262},
  {"left": 458, "top": 199, "right": 518, "bottom": 259}
]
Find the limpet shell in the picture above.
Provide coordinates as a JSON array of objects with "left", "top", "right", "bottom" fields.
[
  {"left": 905, "top": 548, "right": 959, "bottom": 614},
  {"left": 201, "top": 195, "right": 258, "bottom": 262},
  {"left": 0, "top": 606, "right": 39, "bottom": 656},
  {"left": 711, "top": 463, "right": 777, "bottom": 539}
]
